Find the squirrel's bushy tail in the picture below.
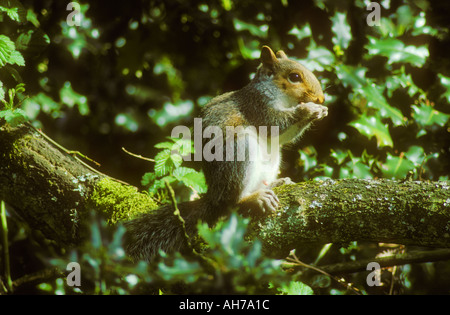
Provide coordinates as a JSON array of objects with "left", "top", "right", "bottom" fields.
[{"left": 124, "top": 199, "right": 209, "bottom": 261}]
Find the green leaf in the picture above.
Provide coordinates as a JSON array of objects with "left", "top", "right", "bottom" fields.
[
  {"left": 438, "top": 74, "right": 450, "bottom": 103},
  {"left": 411, "top": 12, "right": 438, "bottom": 37},
  {"left": 349, "top": 114, "right": 393, "bottom": 148},
  {"left": 386, "top": 68, "right": 421, "bottom": 98},
  {"left": 335, "top": 64, "right": 367, "bottom": 89},
  {"left": 22, "top": 92, "right": 60, "bottom": 118},
  {"left": 154, "top": 141, "right": 175, "bottom": 150},
  {"left": 412, "top": 103, "right": 450, "bottom": 127},
  {"left": 358, "top": 84, "right": 405, "bottom": 126},
  {"left": 115, "top": 113, "right": 138, "bottom": 132},
  {"left": 9, "top": 50, "right": 25, "bottom": 66},
  {"left": 331, "top": 12, "right": 351, "bottom": 51},
  {"left": 60, "top": 82, "right": 89, "bottom": 115},
  {"left": 403, "top": 145, "right": 425, "bottom": 166},
  {"left": 246, "top": 240, "right": 262, "bottom": 267},
  {"left": 170, "top": 152, "right": 183, "bottom": 168},
  {"left": 366, "top": 36, "right": 429, "bottom": 67},
  {"left": 288, "top": 24, "right": 312, "bottom": 41},
  {"left": 141, "top": 172, "right": 156, "bottom": 187},
  {"left": 233, "top": 18, "right": 268, "bottom": 38},
  {"left": 0, "top": 0, "right": 27, "bottom": 23},
  {"left": 0, "top": 34, "right": 25, "bottom": 68},
  {"left": 154, "top": 149, "right": 173, "bottom": 177},
  {"left": 278, "top": 281, "right": 314, "bottom": 295},
  {"left": 198, "top": 213, "right": 248, "bottom": 256},
  {"left": 15, "top": 29, "right": 50, "bottom": 55},
  {"left": 330, "top": 149, "right": 348, "bottom": 165},
  {"left": 299, "top": 146, "right": 317, "bottom": 173},
  {"left": 301, "top": 43, "right": 335, "bottom": 71},
  {"left": 157, "top": 258, "right": 202, "bottom": 282},
  {"left": 173, "top": 167, "right": 207, "bottom": 194},
  {"left": 0, "top": 81, "right": 4, "bottom": 101},
  {"left": 345, "top": 159, "right": 373, "bottom": 179},
  {"left": 381, "top": 153, "right": 415, "bottom": 179},
  {"left": 0, "top": 35, "right": 15, "bottom": 67},
  {"left": 0, "top": 108, "right": 28, "bottom": 127},
  {"left": 220, "top": 0, "right": 233, "bottom": 11},
  {"left": 172, "top": 138, "right": 195, "bottom": 156}
]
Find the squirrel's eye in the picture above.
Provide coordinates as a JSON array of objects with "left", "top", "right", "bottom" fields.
[{"left": 288, "top": 73, "right": 302, "bottom": 84}]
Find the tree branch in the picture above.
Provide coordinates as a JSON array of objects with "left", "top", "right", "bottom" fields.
[
  {"left": 307, "top": 248, "right": 450, "bottom": 275},
  {"left": 253, "top": 179, "right": 450, "bottom": 257},
  {"left": 1, "top": 123, "right": 449, "bottom": 258},
  {"left": 0, "top": 123, "right": 156, "bottom": 246}
]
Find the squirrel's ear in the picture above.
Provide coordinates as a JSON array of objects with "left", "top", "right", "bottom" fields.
[
  {"left": 276, "top": 50, "right": 288, "bottom": 59},
  {"left": 261, "top": 46, "right": 278, "bottom": 67}
]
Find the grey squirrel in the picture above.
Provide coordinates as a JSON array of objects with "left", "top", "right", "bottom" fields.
[{"left": 124, "top": 46, "right": 327, "bottom": 261}]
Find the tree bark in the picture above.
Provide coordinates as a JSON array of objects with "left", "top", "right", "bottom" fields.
[
  {"left": 0, "top": 123, "right": 156, "bottom": 246},
  {"left": 1, "top": 123, "right": 449, "bottom": 256},
  {"left": 256, "top": 179, "right": 450, "bottom": 257}
]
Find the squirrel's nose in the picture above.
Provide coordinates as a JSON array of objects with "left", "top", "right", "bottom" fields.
[{"left": 316, "top": 94, "right": 325, "bottom": 104}]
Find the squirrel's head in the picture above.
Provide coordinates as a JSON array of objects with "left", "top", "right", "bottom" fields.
[{"left": 256, "top": 46, "right": 325, "bottom": 105}]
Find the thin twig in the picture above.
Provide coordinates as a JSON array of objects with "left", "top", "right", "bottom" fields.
[
  {"left": 164, "top": 180, "right": 192, "bottom": 252},
  {"left": 284, "top": 250, "right": 363, "bottom": 295},
  {"left": 25, "top": 122, "right": 132, "bottom": 187},
  {"left": 27, "top": 123, "right": 101, "bottom": 167},
  {"left": 300, "top": 249, "right": 450, "bottom": 275},
  {"left": 164, "top": 180, "right": 216, "bottom": 272},
  {"left": 122, "top": 147, "right": 155, "bottom": 162}
]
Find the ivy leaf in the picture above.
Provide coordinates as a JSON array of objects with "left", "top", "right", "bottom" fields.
[
  {"left": 335, "top": 64, "right": 367, "bottom": 89},
  {"left": 358, "top": 85, "right": 405, "bottom": 126},
  {"left": 300, "top": 43, "right": 335, "bottom": 72},
  {"left": 403, "top": 145, "right": 425, "bottom": 166},
  {"left": 331, "top": 12, "right": 351, "bottom": 51},
  {"left": 386, "top": 68, "right": 421, "bottom": 98},
  {"left": 349, "top": 114, "right": 393, "bottom": 148},
  {"left": 412, "top": 103, "right": 450, "bottom": 127},
  {"left": 438, "top": 74, "right": 450, "bottom": 103},
  {"left": 381, "top": 153, "right": 415, "bottom": 179},
  {"left": 233, "top": 18, "right": 268, "bottom": 38},
  {"left": 199, "top": 214, "right": 248, "bottom": 257},
  {"left": 366, "top": 36, "right": 429, "bottom": 67},
  {"left": 288, "top": 24, "right": 312, "bottom": 41}
]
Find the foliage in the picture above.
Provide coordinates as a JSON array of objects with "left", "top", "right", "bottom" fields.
[
  {"left": 40, "top": 213, "right": 311, "bottom": 295},
  {"left": 0, "top": 83, "right": 27, "bottom": 126},
  {"left": 141, "top": 137, "right": 207, "bottom": 202},
  {"left": 1, "top": 0, "right": 450, "bottom": 295}
]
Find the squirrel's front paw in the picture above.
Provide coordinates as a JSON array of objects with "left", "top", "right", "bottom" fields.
[
  {"left": 254, "top": 188, "right": 279, "bottom": 214},
  {"left": 296, "top": 102, "right": 328, "bottom": 121},
  {"left": 239, "top": 188, "right": 279, "bottom": 215},
  {"left": 270, "top": 177, "right": 295, "bottom": 188}
]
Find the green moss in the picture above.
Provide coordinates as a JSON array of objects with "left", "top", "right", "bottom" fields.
[{"left": 87, "top": 178, "right": 158, "bottom": 224}]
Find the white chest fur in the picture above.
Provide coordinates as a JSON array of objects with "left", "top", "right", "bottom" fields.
[{"left": 237, "top": 127, "right": 281, "bottom": 199}]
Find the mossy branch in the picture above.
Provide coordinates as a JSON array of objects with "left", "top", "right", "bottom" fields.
[
  {"left": 1, "top": 123, "right": 449, "bottom": 257},
  {"left": 254, "top": 179, "right": 450, "bottom": 257},
  {"left": 0, "top": 123, "right": 156, "bottom": 246}
]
